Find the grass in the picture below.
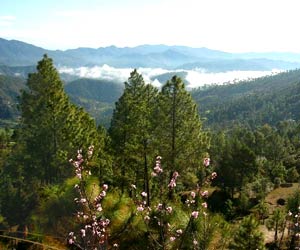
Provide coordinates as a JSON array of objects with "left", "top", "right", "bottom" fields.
[{"left": 265, "top": 183, "right": 300, "bottom": 207}]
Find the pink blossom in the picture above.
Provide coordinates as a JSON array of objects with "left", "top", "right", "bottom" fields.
[
  {"left": 96, "top": 204, "right": 102, "bottom": 211},
  {"left": 202, "top": 202, "right": 207, "bottom": 208},
  {"left": 170, "top": 236, "right": 176, "bottom": 242},
  {"left": 137, "top": 205, "right": 144, "bottom": 212},
  {"left": 153, "top": 156, "right": 163, "bottom": 174},
  {"left": 156, "top": 156, "right": 162, "bottom": 160},
  {"left": 168, "top": 179, "right": 176, "bottom": 188},
  {"left": 80, "top": 229, "right": 86, "bottom": 237},
  {"left": 191, "top": 191, "right": 196, "bottom": 199},
  {"left": 166, "top": 206, "right": 173, "bottom": 213},
  {"left": 191, "top": 211, "right": 199, "bottom": 219},
  {"left": 154, "top": 166, "right": 163, "bottom": 174},
  {"left": 141, "top": 191, "right": 147, "bottom": 197},
  {"left": 201, "top": 190, "right": 209, "bottom": 197},
  {"left": 77, "top": 153, "right": 83, "bottom": 160},
  {"left": 157, "top": 203, "right": 163, "bottom": 210},
  {"left": 168, "top": 171, "right": 179, "bottom": 189},
  {"left": 172, "top": 171, "right": 179, "bottom": 179},
  {"left": 80, "top": 198, "right": 87, "bottom": 203},
  {"left": 102, "top": 184, "right": 108, "bottom": 191},
  {"left": 203, "top": 157, "right": 210, "bottom": 167},
  {"left": 211, "top": 172, "right": 217, "bottom": 179},
  {"left": 68, "top": 238, "right": 74, "bottom": 244},
  {"left": 87, "top": 145, "right": 94, "bottom": 157}
]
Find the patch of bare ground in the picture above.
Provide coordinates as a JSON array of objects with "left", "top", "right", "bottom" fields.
[
  {"left": 260, "top": 183, "right": 300, "bottom": 245},
  {"left": 265, "top": 183, "right": 300, "bottom": 212}
]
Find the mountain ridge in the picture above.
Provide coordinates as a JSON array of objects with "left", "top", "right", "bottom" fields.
[{"left": 1, "top": 37, "right": 300, "bottom": 71}]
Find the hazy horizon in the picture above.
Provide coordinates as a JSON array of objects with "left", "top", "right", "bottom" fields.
[{"left": 1, "top": 0, "right": 300, "bottom": 53}]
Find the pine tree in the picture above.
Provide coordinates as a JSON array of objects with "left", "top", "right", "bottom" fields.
[
  {"left": 1, "top": 55, "right": 111, "bottom": 226},
  {"left": 229, "top": 215, "right": 265, "bottom": 250},
  {"left": 215, "top": 128, "right": 258, "bottom": 198},
  {"left": 17, "top": 54, "right": 109, "bottom": 184},
  {"left": 109, "top": 69, "right": 158, "bottom": 199},
  {"left": 154, "top": 76, "right": 209, "bottom": 186},
  {"left": 19, "top": 54, "right": 70, "bottom": 183}
]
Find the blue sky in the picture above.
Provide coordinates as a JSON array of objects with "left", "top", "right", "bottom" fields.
[{"left": 1, "top": 0, "right": 300, "bottom": 52}]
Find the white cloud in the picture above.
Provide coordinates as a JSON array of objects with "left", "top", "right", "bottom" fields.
[
  {"left": 59, "top": 65, "right": 282, "bottom": 89},
  {"left": 59, "top": 65, "right": 132, "bottom": 82},
  {"left": 185, "top": 69, "right": 282, "bottom": 89}
]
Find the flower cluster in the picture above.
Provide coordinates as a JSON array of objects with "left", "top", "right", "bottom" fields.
[
  {"left": 285, "top": 207, "right": 300, "bottom": 248},
  {"left": 211, "top": 171, "right": 217, "bottom": 180},
  {"left": 173, "top": 156, "right": 217, "bottom": 249},
  {"left": 134, "top": 155, "right": 186, "bottom": 247},
  {"left": 69, "top": 150, "right": 85, "bottom": 179},
  {"left": 151, "top": 155, "right": 163, "bottom": 176},
  {"left": 68, "top": 147, "right": 116, "bottom": 250},
  {"left": 168, "top": 171, "right": 179, "bottom": 189}
]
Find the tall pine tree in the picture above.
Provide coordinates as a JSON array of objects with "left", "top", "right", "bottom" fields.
[
  {"left": 154, "top": 76, "right": 209, "bottom": 186},
  {"left": 1, "top": 55, "right": 111, "bottom": 226},
  {"left": 109, "top": 69, "right": 158, "bottom": 199}
]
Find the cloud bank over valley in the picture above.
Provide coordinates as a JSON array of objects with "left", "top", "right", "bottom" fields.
[{"left": 59, "top": 65, "right": 282, "bottom": 89}]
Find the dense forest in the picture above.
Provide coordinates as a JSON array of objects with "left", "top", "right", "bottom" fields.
[
  {"left": 1, "top": 55, "right": 300, "bottom": 250},
  {"left": 192, "top": 69, "right": 300, "bottom": 128}
]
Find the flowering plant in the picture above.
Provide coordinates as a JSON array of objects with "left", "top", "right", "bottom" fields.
[
  {"left": 67, "top": 146, "right": 118, "bottom": 250},
  {"left": 133, "top": 155, "right": 217, "bottom": 249}
]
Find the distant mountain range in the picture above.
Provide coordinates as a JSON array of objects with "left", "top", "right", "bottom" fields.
[
  {"left": 1, "top": 37, "right": 300, "bottom": 128},
  {"left": 1, "top": 37, "right": 300, "bottom": 72}
]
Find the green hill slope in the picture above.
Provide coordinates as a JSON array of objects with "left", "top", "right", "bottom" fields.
[
  {"left": 0, "top": 75, "right": 26, "bottom": 126},
  {"left": 64, "top": 78, "right": 123, "bottom": 127},
  {"left": 191, "top": 69, "right": 300, "bottom": 128}
]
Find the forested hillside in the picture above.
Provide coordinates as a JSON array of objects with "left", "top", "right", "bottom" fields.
[
  {"left": 0, "top": 76, "right": 123, "bottom": 128},
  {"left": 192, "top": 69, "right": 300, "bottom": 128},
  {"left": 0, "top": 75, "right": 25, "bottom": 126},
  {"left": 1, "top": 56, "right": 300, "bottom": 249},
  {"left": 65, "top": 78, "right": 123, "bottom": 127}
]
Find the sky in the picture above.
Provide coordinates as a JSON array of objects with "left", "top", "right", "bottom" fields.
[{"left": 1, "top": 0, "right": 300, "bottom": 53}]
